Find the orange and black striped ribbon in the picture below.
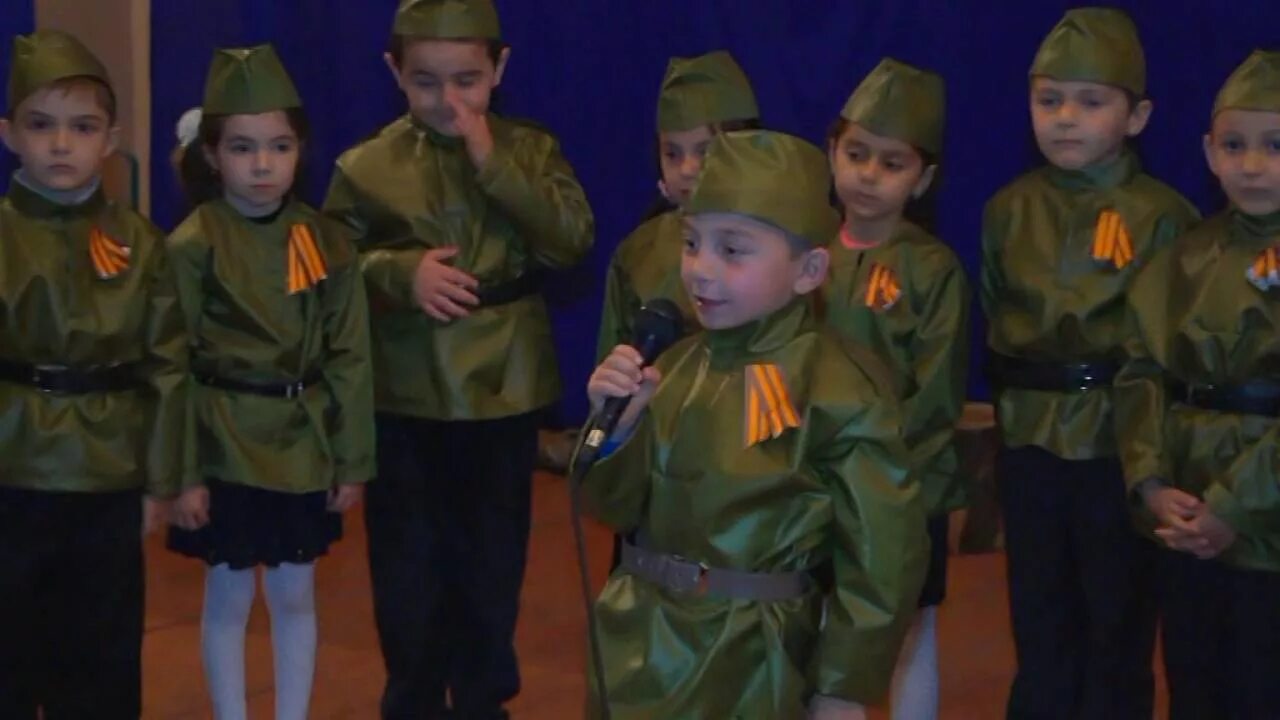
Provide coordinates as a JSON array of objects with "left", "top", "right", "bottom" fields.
[
  {"left": 744, "top": 363, "right": 802, "bottom": 448},
  {"left": 89, "top": 226, "right": 130, "bottom": 279},
  {"left": 863, "top": 262, "right": 903, "bottom": 311},
  {"left": 1091, "top": 209, "right": 1135, "bottom": 270},
  {"left": 286, "top": 223, "right": 328, "bottom": 294},
  {"left": 1246, "top": 246, "right": 1280, "bottom": 291}
]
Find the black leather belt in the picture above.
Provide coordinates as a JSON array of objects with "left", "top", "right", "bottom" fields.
[
  {"left": 988, "top": 352, "right": 1118, "bottom": 392},
  {"left": 0, "top": 358, "right": 140, "bottom": 394},
  {"left": 196, "top": 371, "right": 322, "bottom": 400},
  {"left": 1170, "top": 380, "right": 1280, "bottom": 418},
  {"left": 475, "top": 271, "right": 542, "bottom": 307}
]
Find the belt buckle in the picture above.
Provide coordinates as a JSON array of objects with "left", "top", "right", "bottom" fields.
[
  {"left": 31, "top": 364, "right": 61, "bottom": 393},
  {"left": 665, "top": 555, "right": 710, "bottom": 597},
  {"left": 284, "top": 380, "right": 305, "bottom": 399}
]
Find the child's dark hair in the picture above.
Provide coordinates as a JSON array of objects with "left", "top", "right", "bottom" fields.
[
  {"left": 7, "top": 76, "right": 117, "bottom": 123},
  {"left": 387, "top": 34, "right": 506, "bottom": 68},
  {"left": 178, "top": 107, "right": 310, "bottom": 207},
  {"left": 825, "top": 117, "right": 941, "bottom": 232},
  {"left": 640, "top": 117, "right": 765, "bottom": 222}
]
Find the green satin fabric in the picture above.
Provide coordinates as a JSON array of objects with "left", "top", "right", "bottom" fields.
[
  {"left": 595, "top": 211, "right": 698, "bottom": 362},
  {"left": 166, "top": 198, "right": 374, "bottom": 493},
  {"left": 1117, "top": 209, "right": 1280, "bottom": 571},
  {"left": 583, "top": 299, "right": 927, "bottom": 715},
  {"left": 0, "top": 179, "right": 191, "bottom": 497},
  {"left": 981, "top": 149, "right": 1199, "bottom": 459},
  {"left": 324, "top": 115, "right": 594, "bottom": 420},
  {"left": 820, "top": 221, "right": 971, "bottom": 516}
]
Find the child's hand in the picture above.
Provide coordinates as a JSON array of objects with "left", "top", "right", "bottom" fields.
[
  {"left": 413, "top": 247, "right": 479, "bottom": 321},
  {"left": 1141, "top": 481, "right": 1201, "bottom": 530},
  {"left": 808, "top": 695, "right": 867, "bottom": 720},
  {"left": 328, "top": 484, "right": 364, "bottom": 513},
  {"left": 444, "top": 90, "right": 495, "bottom": 169},
  {"left": 1185, "top": 509, "right": 1237, "bottom": 559},
  {"left": 172, "top": 486, "right": 210, "bottom": 531},
  {"left": 587, "top": 345, "right": 662, "bottom": 438},
  {"left": 142, "top": 496, "right": 168, "bottom": 537}
]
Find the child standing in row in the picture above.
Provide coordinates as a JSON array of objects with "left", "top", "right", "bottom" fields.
[
  {"left": 0, "top": 30, "right": 189, "bottom": 719},
  {"left": 166, "top": 45, "right": 374, "bottom": 720},
  {"left": 585, "top": 129, "right": 927, "bottom": 719},
  {"left": 823, "top": 58, "right": 969, "bottom": 720},
  {"left": 596, "top": 50, "right": 759, "bottom": 356},
  {"left": 1117, "top": 49, "right": 1280, "bottom": 719},
  {"left": 981, "top": 8, "right": 1199, "bottom": 718},
  {"left": 323, "top": 0, "right": 595, "bottom": 716}
]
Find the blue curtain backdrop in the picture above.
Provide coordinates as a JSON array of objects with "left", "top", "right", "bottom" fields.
[
  {"left": 148, "top": 0, "right": 1279, "bottom": 425},
  {"left": 0, "top": 1, "right": 36, "bottom": 182}
]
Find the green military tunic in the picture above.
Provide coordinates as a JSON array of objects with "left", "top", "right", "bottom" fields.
[
  {"left": 166, "top": 199, "right": 374, "bottom": 492},
  {"left": 0, "top": 179, "right": 190, "bottom": 497},
  {"left": 981, "top": 149, "right": 1198, "bottom": 458},
  {"left": 583, "top": 299, "right": 927, "bottom": 717},
  {"left": 324, "top": 115, "right": 594, "bottom": 420},
  {"left": 1116, "top": 209, "right": 1280, "bottom": 572},
  {"left": 595, "top": 211, "right": 696, "bottom": 360},
  {"left": 821, "top": 221, "right": 970, "bottom": 516}
]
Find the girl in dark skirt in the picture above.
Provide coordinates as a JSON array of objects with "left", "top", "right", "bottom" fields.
[{"left": 165, "top": 45, "right": 374, "bottom": 720}]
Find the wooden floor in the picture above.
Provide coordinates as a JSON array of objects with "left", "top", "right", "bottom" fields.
[{"left": 142, "top": 472, "right": 1169, "bottom": 719}]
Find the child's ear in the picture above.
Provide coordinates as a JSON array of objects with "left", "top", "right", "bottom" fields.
[
  {"left": 913, "top": 164, "right": 938, "bottom": 199},
  {"left": 103, "top": 125, "right": 121, "bottom": 159},
  {"left": 792, "top": 246, "right": 830, "bottom": 295},
  {"left": 1127, "top": 98, "right": 1154, "bottom": 137},
  {"left": 1203, "top": 131, "right": 1220, "bottom": 178},
  {"left": 492, "top": 46, "right": 512, "bottom": 88},
  {"left": 0, "top": 118, "right": 13, "bottom": 154},
  {"left": 382, "top": 52, "right": 405, "bottom": 89}
]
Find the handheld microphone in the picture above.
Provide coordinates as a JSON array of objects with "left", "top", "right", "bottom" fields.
[{"left": 583, "top": 298, "right": 684, "bottom": 454}]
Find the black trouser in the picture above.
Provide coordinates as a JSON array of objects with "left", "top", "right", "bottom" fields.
[
  {"left": 0, "top": 486, "right": 144, "bottom": 720},
  {"left": 367, "top": 412, "right": 538, "bottom": 720},
  {"left": 1156, "top": 547, "right": 1280, "bottom": 720},
  {"left": 998, "top": 445, "right": 1156, "bottom": 720}
]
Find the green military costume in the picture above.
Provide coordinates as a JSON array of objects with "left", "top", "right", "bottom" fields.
[
  {"left": 0, "top": 182, "right": 188, "bottom": 494},
  {"left": 982, "top": 146, "right": 1196, "bottom": 456},
  {"left": 1119, "top": 207, "right": 1280, "bottom": 572},
  {"left": 583, "top": 131, "right": 926, "bottom": 718},
  {"left": 324, "top": 2, "right": 594, "bottom": 715},
  {"left": 167, "top": 45, "right": 373, "bottom": 494},
  {"left": 824, "top": 223, "right": 968, "bottom": 515},
  {"left": 324, "top": 0, "right": 593, "bottom": 416},
  {"left": 0, "top": 30, "right": 188, "bottom": 718},
  {"left": 986, "top": 6, "right": 1197, "bottom": 458},
  {"left": 1, "top": 30, "right": 187, "bottom": 496},
  {"left": 823, "top": 58, "right": 967, "bottom": 518},
  {"left": 1114, "top": 49, "right": 1280, "bottom": 717},
  {"left": 981, "top": 10, "right": 1201, "bottom": 718},
  {"left": 596, "top": 51, "right": 758, "bottom": 359}
]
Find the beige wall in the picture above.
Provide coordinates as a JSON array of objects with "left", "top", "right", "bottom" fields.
[{"left": 35, "top": 0, "right": 150, "bottom": 213}]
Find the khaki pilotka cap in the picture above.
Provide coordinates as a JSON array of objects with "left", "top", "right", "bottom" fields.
[
  {"left": 202, "top": 45, "right": 302, "bottom": 115},
  {"left": 1213, "top": 50, "right": 1280, "bottom": 118},
  {"left": 393, "top": 0, "right": 502, "bottom": 40},
  {"left": 686, "top": 130, "right": 840, "bottom": 249},
  {"left": 657, "top": 51, "right": 759, "bottom": 133},
  {"left": 1030, "top": 7, "right": 1146, "bottom": 97},
  {"left": 7, "top": 29, "right": 111, "bottom": 112},
  {"left": 840, "top": 57, "right": 945, "bottom": 156}
]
